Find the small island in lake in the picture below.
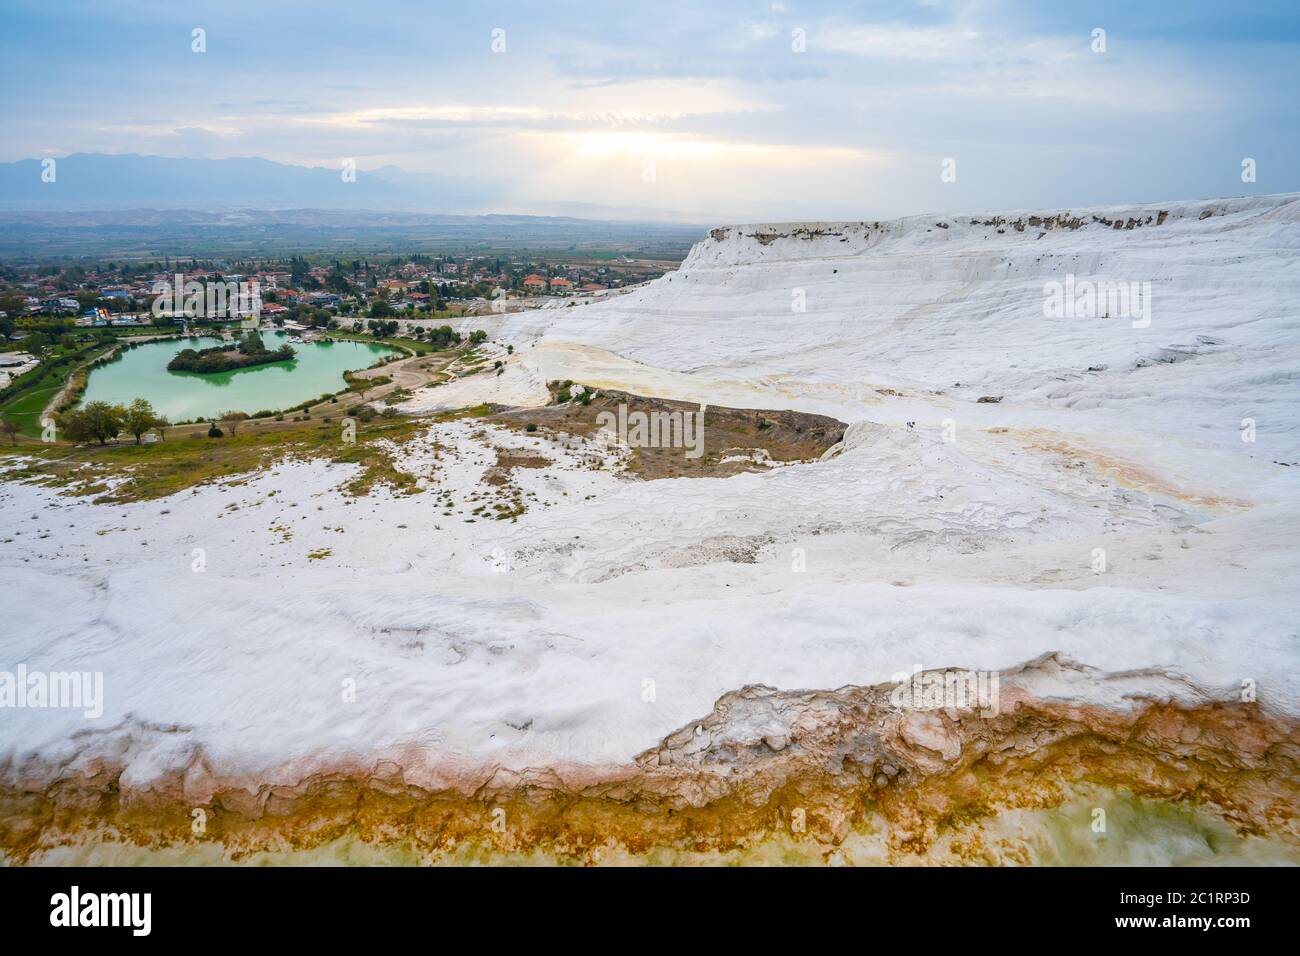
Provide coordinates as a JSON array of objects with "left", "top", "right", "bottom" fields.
[{"left": 167, "top": 331, "right": 296, "bottom": 373}]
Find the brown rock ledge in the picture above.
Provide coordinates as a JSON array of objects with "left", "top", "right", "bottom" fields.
[{"left": 2, "top": 655, "right": 1296, "bottom": 864}]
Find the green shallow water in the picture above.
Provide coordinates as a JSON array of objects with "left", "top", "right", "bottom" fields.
[{"left": 78, "top": 332, "right": 399, "bottom": 422}]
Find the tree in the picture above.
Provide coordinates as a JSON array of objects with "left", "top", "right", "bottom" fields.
[
  {"left": 0, "top": 420, "right": 19, "bottom": 445},
  {"left": 238, "top": 330, "right": 266, "bottom": 355},
  {"left": 21, "top": 332, "right": 49, "bottom": 354},
  {"left": 122, "top": 398, "right": 160, "bottom": 444},
  {"left": 427, "top": 325, "right": 461, "bottom": 349},
  {"left": 219, "top": 410, "right": 250, "bottom": 436},
  {"left": 153, "top": 414, "right": 170, "bottom": 442},
  {"left": 59, "top": 401, "right": 124, "bottom": 445},
  {"left": 0, "top": 292, "right": 26, "bottom": 319}
]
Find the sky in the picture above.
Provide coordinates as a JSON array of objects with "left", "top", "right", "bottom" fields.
[{"left": 2, "top": 0, "right": 1298, "bottom": 221}]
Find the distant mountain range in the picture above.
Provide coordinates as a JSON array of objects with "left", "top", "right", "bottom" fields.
[{"left": 0, "top": 153, "right": 697, "bottom": 223}]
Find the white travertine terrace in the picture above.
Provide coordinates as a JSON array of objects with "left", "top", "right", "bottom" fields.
[{"left": 3, "top": 193, "right": 1298, "bottom": 819}]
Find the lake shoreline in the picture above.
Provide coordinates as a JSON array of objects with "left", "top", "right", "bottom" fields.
[{"left": 76, "top": 330, "right": 400, "bottom": 423}]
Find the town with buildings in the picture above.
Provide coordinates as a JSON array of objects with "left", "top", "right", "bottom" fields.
[
  {"left": 0, "top": 248, "right": 681, "bottom": 434},
  {"left": 0, "top": 250, "right": 677, "bottom": 342}
]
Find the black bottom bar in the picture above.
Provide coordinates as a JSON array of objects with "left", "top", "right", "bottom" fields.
[{"left": 0, "top": 865, "right": 1284, "bottom": 942}]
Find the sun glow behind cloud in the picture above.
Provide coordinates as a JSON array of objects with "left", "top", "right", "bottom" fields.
[
  {"left": 499, "top": 129, "right": 885, "bottom": 219},
  {"left": 557, "top": 129, "right": 864, "bottom": 165}
]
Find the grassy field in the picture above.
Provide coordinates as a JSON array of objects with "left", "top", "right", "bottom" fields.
[
  {"left": 1, "top": 380, "right": 62, "bottom": 435},
  {"left": 0, "top": 343, "right": 119, "bottom": 438},
  {"left": 0, "top": 404, "right": 492, "bottom": 503}
]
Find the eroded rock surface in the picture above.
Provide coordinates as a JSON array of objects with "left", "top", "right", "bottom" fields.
[{"left": 3, "top": 655, "right": 1294, "bottom": 864}]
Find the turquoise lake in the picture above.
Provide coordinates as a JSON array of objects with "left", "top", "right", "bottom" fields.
[{"left": 78, "top": 331, "right": 399, "bottom": 422}]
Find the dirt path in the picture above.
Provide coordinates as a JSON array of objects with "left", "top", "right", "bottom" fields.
[
  {"left": 40, "top": 343, "right": 123, "bottom": 422},
  {"left": 347, "top": 346, "right": 473, "bottom": 406}
]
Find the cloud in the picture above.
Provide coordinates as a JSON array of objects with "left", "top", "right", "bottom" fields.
[{"left": 0, "top": 0, "right": 1296, "bottom": 219}]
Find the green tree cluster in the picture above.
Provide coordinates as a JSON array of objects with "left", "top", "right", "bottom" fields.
[{"left": 59, "top": 398, "right": 165, "bottom": 445}]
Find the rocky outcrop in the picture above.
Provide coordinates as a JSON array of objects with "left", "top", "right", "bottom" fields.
[{"left": 3, "top": 655, "right": 1295, "bottom": 864}]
